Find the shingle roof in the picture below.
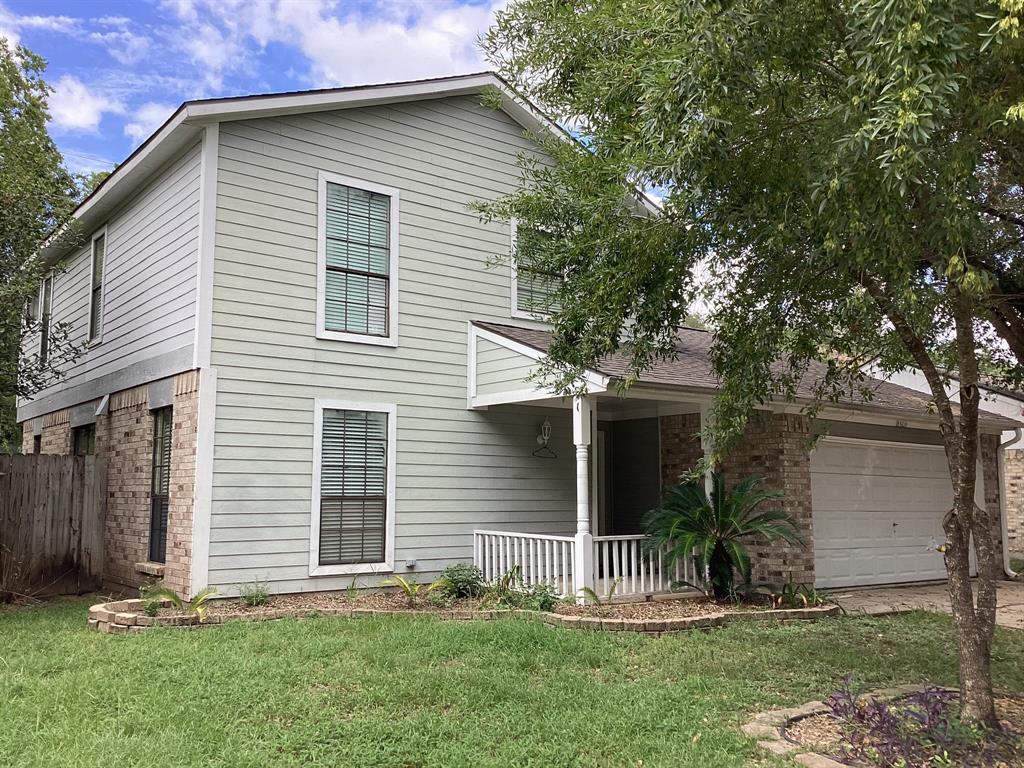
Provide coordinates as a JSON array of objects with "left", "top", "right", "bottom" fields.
[{"left": 474, "top": 321, "right": 1008, "bottom": 422}]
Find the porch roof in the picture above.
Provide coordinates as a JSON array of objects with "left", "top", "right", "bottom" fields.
[{"left": 472, "top": 321, "right": 1020, "bottom": 428}]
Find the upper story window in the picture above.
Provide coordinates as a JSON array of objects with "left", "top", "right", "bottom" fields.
[
  {"left": 310, "top": 400, "right": 396, "bottom": 576},
  {"left": 39, "top": 275, "right": 53, "bottom": 365},
  {"left": 73, "top": 424, "right": 96, "bottom": 456},
  {"left": 511, "top": 221, "right": 562, "bottom": 319},
  {"left": 88, "top": 230, "right": 106, "bottom": 342},
  {"left": 316, "top": 171, "right": 399, "bottom": 347}
]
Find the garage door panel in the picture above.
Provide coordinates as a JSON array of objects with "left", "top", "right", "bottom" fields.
[{"left": 812, "top": 439, "right": 951, "bottom": 588}]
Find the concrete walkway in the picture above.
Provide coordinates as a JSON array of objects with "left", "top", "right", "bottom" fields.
[{"left": 830, "top": 581, "right": 1024, "bottom": 629}]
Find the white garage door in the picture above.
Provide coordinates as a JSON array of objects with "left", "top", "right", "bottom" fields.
[{"left": 811, "top": 438, "right": 952, "bottom": 588}]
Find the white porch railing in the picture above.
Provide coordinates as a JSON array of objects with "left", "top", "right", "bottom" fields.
[
  {"left": 473, "top": 530, "right": 577, "bottom": 597},
  {"left": 592, "top": 535, "right": 696, "bottom": 599},
  {"left": 472, "top": 530, "right": 697, "bottom": 600}
]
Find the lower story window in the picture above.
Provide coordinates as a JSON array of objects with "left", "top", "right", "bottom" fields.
[
  {"left": 149, "top": 407, "right": 172, "bottom": 563},
  {"left": 72, "top": 424, "right": 96, "bottom": 456},
  {"left": 314, "top": 402, "right": 395, "bottom": 572}
]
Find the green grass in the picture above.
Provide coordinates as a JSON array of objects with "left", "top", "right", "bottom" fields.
[{"left": 2, "top": 599, "right": 1024, "bottom": 767}]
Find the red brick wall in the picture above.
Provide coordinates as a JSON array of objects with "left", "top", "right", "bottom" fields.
[
  {"left": 1004, "top": 448, "right": 1024, "bottom": 559},
  {"left": 719, "top": 412, "right": 814, "bottom": 586},
  {"left": 659, "top": 413, "right": 703, "bottom": 487}
]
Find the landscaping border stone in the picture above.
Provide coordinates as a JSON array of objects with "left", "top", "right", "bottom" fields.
[{"left": 86, "top": 598, "right": 839, "bottom": 635}]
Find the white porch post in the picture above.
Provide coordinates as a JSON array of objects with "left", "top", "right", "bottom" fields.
[{"left": 573, "top": 395, "right": 594, "bottom": 600}]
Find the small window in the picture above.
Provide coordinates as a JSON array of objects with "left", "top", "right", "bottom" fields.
[
  {"left": 39, "top": 276, "right": 53, "bottom": 364},
  {"left": 33, "top": 435, "right": 41, "bottom": 454},
  {"left": 149, "top": 407, "right": 173, "bottom": 563},
  {"left": 512, "top": 222, "right": 562, "bottom": 317},
  {"left": 72, "top": 424, "right": 96, "bottom": 456},
  {"left": 311, "top": 401, "right": 396, "bottom": 575},
  {"left": 24, "top": 291, "right": 38, "bottom": 325},
  {"left": 88, "top": 232, "right": 105, "bottom": 342},
  {"left": 317, "top": 172, "right": 399, "bottom": 346}
]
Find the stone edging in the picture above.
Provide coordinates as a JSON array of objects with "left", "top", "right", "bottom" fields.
[
  {"left": 743, "top": 684, "right": 956, "bottom": 768},
  {"left": 87, "top": 598, "right": 839, "bottom": 635}
]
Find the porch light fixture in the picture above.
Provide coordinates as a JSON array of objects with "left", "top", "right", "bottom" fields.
[{"left": 533, "top": 418, "right": 557, "bottom": 459}]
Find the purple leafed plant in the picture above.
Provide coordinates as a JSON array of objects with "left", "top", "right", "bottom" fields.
[{"left": 823, "top": 677, "right": 1020, "bottom": 767}]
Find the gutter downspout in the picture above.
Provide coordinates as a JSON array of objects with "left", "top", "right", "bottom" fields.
[{"left": 998, "top": 428, "right": 1022, "bottom": 579}]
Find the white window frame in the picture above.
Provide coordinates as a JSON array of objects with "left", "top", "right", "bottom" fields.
[
  {"left": 509, "top": 217, "right": 557, "bottom": 320},
  {"left": 315, "top": 170, "right": 400, "bottom": 346},
  {"left": 39, "top": 273, "right": 54, "bottom": 364},
  {"left": 88, "top": 227, "right": 108, "bottom": 344},
  {"left": 309, "top": 399, "right": 398, "bottom": 577}
]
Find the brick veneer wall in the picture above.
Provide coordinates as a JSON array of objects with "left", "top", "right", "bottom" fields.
[
  {"left": 1005, "top": 448, "right": 1024, "bottom": 558},
  {"left": 659, "top": 413, "right": 703, "bottom": 486},
  {"left": 164, "top": 371, "right": 198, "bottom": 596},
  {"left": 719, "top": 412, "right": 814, "bottom": 586},
  {"left": 17, "top": 371, "right": 200, "bottom": 595}
]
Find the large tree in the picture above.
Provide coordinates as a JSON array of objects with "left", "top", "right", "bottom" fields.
[
  {"left": 0, "top": 41, "right": 83, "bottom": 451},
  {"left": 480, "top": 0, "right": 1024, "bottom": 723}
]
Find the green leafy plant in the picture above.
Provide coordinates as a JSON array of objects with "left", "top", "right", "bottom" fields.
[
  {"left": 482, "top": 567, "right": 560, "bottom": 611},
  {"left": 770, "top": 577, "right": 828, "bottom": 609},
  {"left": 138, "top": 580, "right": 182, "bottom": 617},
  {"left": 189, "top": 587, "right": 220, "bottom": 623},
  {"left": 383, "top": 575, "right": 442, "bottom": 606},
  {"left": 427, "top": 589, "right": 455, "bottom": 609},
  {"left": 238, "top": 581, "right": 270, "bottom": 608},
  {"left": 439, "top": 562, "right": 485, "bottom": 599},
  {"left": 577, "top": 578, "right": 619, "bottom": 607},
  {"left": 643, "top": 473, "right": 802, "bottom": 600},
  {"left": 345, "top": 576, "right": 360, "bottom": 604}
]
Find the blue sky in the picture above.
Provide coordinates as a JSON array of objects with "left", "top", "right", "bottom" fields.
[{"left": 0, "top": 0, "right": 503, "bottom": 175}]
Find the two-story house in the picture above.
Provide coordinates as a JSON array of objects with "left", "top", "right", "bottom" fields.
[{"left": 19, "top": 73, "right": 1019, "bottom": 600}]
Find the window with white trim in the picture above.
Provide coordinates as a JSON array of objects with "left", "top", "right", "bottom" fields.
[
  {"left": 312, "top": 402, "right": 396, "bottom": 574},
  {"left": 316, "top": 171, "right": 399, "bottom": 345},
  {"left": 88, "top": 231, "right": 106, "bottom": 342},
  {"left": 39, "top": 275, "right": 53, "bottom": 365},
  {"left": 512, "top": 221, "right": 562, "bottom": 318}
]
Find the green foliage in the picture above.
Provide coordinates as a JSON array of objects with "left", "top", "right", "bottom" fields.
[
  {"left": 0, "top": 40, "right": 85, "bottom": 411},
  {"left": 643, "top": 473, "right": 802, "bottom": 599},
  {"left": 426, "top": 589, "right": 455, "bottom": 609},
  {"left": 482, "top": 566, "right": 560, "bottom": 611},
  {"left": 139, "top": 581, "right": 183, "bottom": 616},
  {"left": 238, "top": 581, "right": 270, "bottom": 608},
  {"left": 578, "top": 579, "right": 618, "bottom": 606},
  {"left": 770, "top": 578, "right": 829, "bottom": 609},
  {"left": 439, "top": 562, "right": 485, "bottom": 599},
  {"left": 345, "top": 576, "right": 360, "bottom": 604},
  {"left": 189, "top": 587, "right": 219, "bottom": 623},
  {"left": 383, "top": 575, "right": 442, "bottom": 606}
]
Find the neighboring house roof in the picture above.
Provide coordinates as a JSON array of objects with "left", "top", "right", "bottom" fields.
[
  {"left": 44, "top": 71, "right": 656, "bottom": 264},
  {"left": 475, "top": 321, "right": 1019, "bottom": 426}
]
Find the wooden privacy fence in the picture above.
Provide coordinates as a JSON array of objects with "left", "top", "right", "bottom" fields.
[{"left": 0, "top": 454, "right": 107, "bottom": 598}]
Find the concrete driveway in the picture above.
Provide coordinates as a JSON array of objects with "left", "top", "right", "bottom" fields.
[{"left": 830, "top": 580, "right": 1024, "bottom": 629}]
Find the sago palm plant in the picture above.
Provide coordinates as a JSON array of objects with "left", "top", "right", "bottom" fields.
[{"left": 643, "top": 473, "right": 802, "bottom": 599}]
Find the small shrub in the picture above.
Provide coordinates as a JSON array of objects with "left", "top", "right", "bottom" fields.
[
  {"left": 138, "top": 580, "right": 181, "bottom": 616},
  {"left": 189, "top": 586, "right": 220, "bottom": 623},
  {"left": 426, "top": 589, "right": 454, "bottom": 609},
  {"left": 384, "top": 575, "right": 442, "bottom": 606},
  {"left": 482, "top": 567, "right": 560, "bottom": 611},
  {"left": 521, "top": 582, "right": 559, "bottom": 612},
  {"left": 345, "top": 576, "right": 360, "bottom": 604},
  {"left": 439, "top": 562, "right": 484, "bottom": 599},
  {"left": 238, "top": 581, "right": 270, "bottom": 608},
  {"left": 769, "top": 578, "right": 828, "bottom": 609}
]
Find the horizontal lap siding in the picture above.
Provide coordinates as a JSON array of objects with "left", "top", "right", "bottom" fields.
[
  {"left": 476, "top": 338, "right": 539, "bottom": 395},
  {"left": 22, "top": 143, "right": 201, "bottom": 406},
  {"left": 209, "top": 96, "right": 569, "bottom": 593}
]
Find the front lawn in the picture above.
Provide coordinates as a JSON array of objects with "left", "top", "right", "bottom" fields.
[{"left": 2, "top": 599, "right": 1023, "bottom": 767}]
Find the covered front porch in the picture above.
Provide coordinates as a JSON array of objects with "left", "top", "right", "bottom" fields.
[{"left": 468, "top": 322, "right": 709, "bottom": 600}]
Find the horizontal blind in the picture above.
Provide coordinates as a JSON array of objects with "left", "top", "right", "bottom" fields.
[
  {"left": 319, "top": 409, "right": 388, "bottom": 565},
  {"left": 515, "top": 226, "right": 561, "bottom": 314},
  {"left": 324, "top": 183, "right": 390, "bottom": 336},
  {"left": 89, "top": 234, "right": 105, "bottom": 340}
]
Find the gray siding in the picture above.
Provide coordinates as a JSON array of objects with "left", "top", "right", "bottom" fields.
[
  {"left": 475, "top": 337, "right": 539, "bottom": 396},
  {"left": 208, "top": 96, "right": 569, "bottom": 593},
  {"left": 19, "top": 143, "right": 201, "bottom": 419}
]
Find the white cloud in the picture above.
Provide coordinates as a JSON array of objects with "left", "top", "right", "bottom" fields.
[
  {"left": 88, "top": 28, "right": 151, "bottom": 65},
  {"left": 49, "top": 75, "right": 124, "bottom": 132},
  {"left": 61, "top": 148, "right": 116, "bottom": 175},
  {"left": 124, "top": 102, "right": 176, "bottom": 143}
]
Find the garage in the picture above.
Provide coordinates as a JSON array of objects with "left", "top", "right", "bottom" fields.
[{"left": 811, "top": 437, "right": 955, "bottom": 588}]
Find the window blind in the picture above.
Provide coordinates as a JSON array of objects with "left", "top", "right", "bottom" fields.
[
  {"left": 319, "top": 409, "right": 388, "bottom": 565},
  {"left": 89, "top": 234, "right": 105, "bottom": 341},
  {"left": 324, "top": 183, "right": 390, "bottom": 336}
]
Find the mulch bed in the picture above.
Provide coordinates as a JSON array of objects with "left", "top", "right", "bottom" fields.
[
  {"left": 153, "top": 591, "right": 487, "bottom": 619},
  {"left": 553, "top": 595, "right": 770, "bottom": 620}
]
